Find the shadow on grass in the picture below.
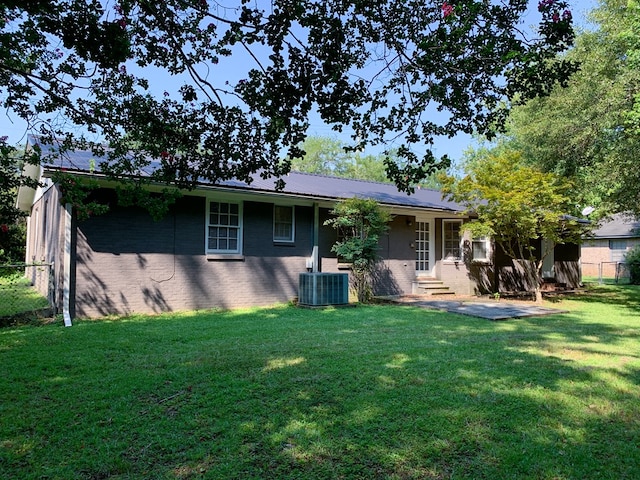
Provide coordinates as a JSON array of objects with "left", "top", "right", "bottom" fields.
[
  {"left": 548, "top": 283, "right": 640, "bottom": 311},
  {"left": 0, "top": 273, "right": 52, "bottom": 325},
  {"left": 1, "top": 297, "right": 639, "bottom": 479},
  {"left": 0, "top": 308, "right": 56, "bottom": 328}
]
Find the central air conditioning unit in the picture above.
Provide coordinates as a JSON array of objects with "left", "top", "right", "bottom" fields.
[{"left": 298, "top": 273, "right": 349, "bottom": 306}]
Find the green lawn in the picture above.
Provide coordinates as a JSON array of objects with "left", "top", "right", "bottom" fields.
[
  {"left": 582, "top": 275, "right": 632, "bottom": 286},
  {"left": 1, "top": 286, "right": 639, "bottom": 479},
  {"left": 0, "top": 271, "right": 50, "bottom": 319}
]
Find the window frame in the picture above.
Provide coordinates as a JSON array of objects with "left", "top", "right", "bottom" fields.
[
  {"left": 273, "top": 204, "right": 295, "bottom": 243},
  {"left": 609, "top": 239, "right": 627, "bottom": 262},
  {"left": 442, "top": 219, "right": 463, "bottom": 262},
  {"left": 205, "top": 199, "right": 243, "bottom": 255},
  {"left": 471, "top": 235, "right": 491, "bottom": 263}
]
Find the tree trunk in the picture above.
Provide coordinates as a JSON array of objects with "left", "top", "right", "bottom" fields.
[
  {"left": 353, "top": 269, "right": 372, "bottom": 303},
  {"left": 534, "top": 286, "right": 543, "bottom": 303},
  {"left": 534, "top": 260, "right": 544, "bottom": 304}
]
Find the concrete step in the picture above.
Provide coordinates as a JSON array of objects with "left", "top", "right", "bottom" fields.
[{"left": 411, "top": 278, "right": 455, "bottom": 296}]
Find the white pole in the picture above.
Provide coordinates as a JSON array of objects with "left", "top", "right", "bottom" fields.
[
  {"left": 313, "top": 203, "right": 319, "bottom": 273},
  {"left": 598, "top": 262, "right": 603, "bottom": 285}
]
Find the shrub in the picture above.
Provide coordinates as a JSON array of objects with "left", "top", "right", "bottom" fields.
[
  {"left": 324, "top": 198, "right": 391, "bottom": 303},
  {"left": 624, "top": 245, "right": 640, "bottom": 285},
  {"left": 0, "top": 220, "right": 26, "bottom": 264}
]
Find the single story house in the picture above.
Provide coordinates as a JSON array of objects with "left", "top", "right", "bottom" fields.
[
  {"left": 17, "top": 139, "right": 582, "bottom": 321},
  {"left": 581, "top": 213, "right": 640, "bottom": 278}
]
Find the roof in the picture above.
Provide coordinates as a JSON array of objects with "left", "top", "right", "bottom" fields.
[
  {"left": 29, "top": 136, "right": 465, "bottom": 213},
  {"left": 239, "top": 173, "right": 463, "bottom": 212},
  {"left": 590, "top": 213, "right": 640, "bottom": 239}
]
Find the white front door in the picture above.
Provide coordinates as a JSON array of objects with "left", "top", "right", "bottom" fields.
[{"left": 415, "top": 219, "right": 434, "bottom": 276}]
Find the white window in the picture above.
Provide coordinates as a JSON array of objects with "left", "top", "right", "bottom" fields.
[
  {"left": 207, "top": 200, "right": 242, "bottom": 253},
  {"left": 472, "top": 236, "right": 490, "bottom": 262},
  {"left": 273, "top": 205, "right": 295, "bottom": 242},
  {"left": 443, "top": 220, "right": 462, "bottom": 261},
  {"left": 610, "top": 239, "right": 627, "bottom": 262}
]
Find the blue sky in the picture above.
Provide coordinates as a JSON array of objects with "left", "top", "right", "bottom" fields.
[{"left": 0, "top": 0, "right": 596, "bottom": 165}]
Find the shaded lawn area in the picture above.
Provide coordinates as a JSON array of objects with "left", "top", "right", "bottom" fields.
[
  {"left": 0, "top": 273, "right": 50, "bottom": 319},
  {"left": 1, "top": 286, "right": 639, "bottom": 479}
]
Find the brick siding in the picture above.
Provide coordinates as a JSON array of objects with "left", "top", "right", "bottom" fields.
[
  {"left": 72, "top": 196, "right": 316, "bottom": 317},
  {"left": 582, "top": 238, "right": 640, "bottom": 277}
]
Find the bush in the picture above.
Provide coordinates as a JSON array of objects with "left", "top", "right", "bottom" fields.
[
  {"left": 324, "top": 198, "right": 391, "bottom": 303},
  {"left": 624, "top": 245, "right": 640, "bottom": 285},
  {"left": 0, "top": 220, "right": 26, "bottom": 264}
]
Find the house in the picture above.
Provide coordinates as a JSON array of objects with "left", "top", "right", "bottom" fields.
[
  {"left": 17, "top": 139, "right": 583, "bottom": 320},
  {"left": 581, "top": 213, "right": 640, "bottom": 278}
]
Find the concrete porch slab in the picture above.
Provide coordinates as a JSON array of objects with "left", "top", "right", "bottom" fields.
[{"left": 388, "top": 297, "right": 568, "bottom": 320}]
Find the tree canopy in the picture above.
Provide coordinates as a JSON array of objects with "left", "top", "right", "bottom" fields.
[
  {"left": 289, "top": 135, "right": 448, "bottom": 186},
  {"left": 0, "top": 141, "right": 38, "bottom": 262},
  {"left": 440, "top": 150, "right": 584, "bottom": 301},
  {"left": 1, "top": 0, "right": 576, "bottom": 201},
  {"left": 497, "top": 0, "right": 640, "bottom": 217}
]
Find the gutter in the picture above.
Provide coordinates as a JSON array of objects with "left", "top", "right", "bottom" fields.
[{"left": 15, "top": 164, "right": 41, "bottom": 212}]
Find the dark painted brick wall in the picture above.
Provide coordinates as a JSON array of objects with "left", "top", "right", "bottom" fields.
[
  {"left": 319, "top": 210, "right": 415, "bottom": 296},
  {"left": 74, "top": 194, "right": 316, "bottom": 317}
]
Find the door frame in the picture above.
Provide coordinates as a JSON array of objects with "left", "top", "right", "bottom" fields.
[{"left": 415, "top": 217, "right": 435, "bottom": 277}]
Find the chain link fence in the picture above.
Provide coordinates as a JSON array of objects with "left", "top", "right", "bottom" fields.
[
  {"left": 582, "top": 261, "right": 636, "bottom": 285},
  {"left": 0, "top": 263, "right": 55, "bottom": 325}
]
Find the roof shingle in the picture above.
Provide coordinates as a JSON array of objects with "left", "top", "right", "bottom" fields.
[{"left": 32, "top": 136, "right": 464, "bottom": 212}]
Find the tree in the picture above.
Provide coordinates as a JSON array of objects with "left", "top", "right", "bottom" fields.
[
  {"left": 289, "top": 136, "right": 354, "bottom": 177},
  {"left": 324, "top": 198, "right": 391, "bottom": 303},
  {"left": 0, "top": 141, "right": 38, "bottom": 263},
  {"left": 1, "top": 0, "right": 576, "bottom": 211},
  {"left": 440, "top": 150, "right": 584, "bottom": 302},
  {"left": 624, "top": 245, "right": 640, "bottom": 285},
  {"left": 342, "top": 153, "right": 390, "bottom": 184},
  {"left": 502, "top": 0, "right": 640, "bottom": 217},
  {"left": 290, "top": 136, "right": 454, "bottom": 186},
  {"left": 290, "top": 135, "right": 397, "bottom": 183}
]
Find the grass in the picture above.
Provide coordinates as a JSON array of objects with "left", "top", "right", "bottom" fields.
[
  {"left": 1, "top": 285, "right": 639, "bottom": 479},
  {"left": 582, "top": 275, "right": 632, "bottom": 286},
  {"left": 0, "top": 272, "right": 50, "bottom": 319}
]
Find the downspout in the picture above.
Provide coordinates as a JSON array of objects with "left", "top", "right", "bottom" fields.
[{"left": 63, "top": 202, "right": 73, "bottom": 327}]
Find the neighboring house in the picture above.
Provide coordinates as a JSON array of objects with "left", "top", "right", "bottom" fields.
[
  {"left": 17, "top": 139, "right": 583, "bottom": 320},
  {"left": 582, "top": 213, "right": 640, "bottom": 278}
]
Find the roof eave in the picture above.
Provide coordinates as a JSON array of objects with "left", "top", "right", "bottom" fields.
[{"left": 41, "top": 166, "right": 464, "bottom": 215}]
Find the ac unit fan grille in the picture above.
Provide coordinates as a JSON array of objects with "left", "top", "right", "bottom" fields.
[{"left": 299, "top": 273, "right": 349, "bottom": 306}]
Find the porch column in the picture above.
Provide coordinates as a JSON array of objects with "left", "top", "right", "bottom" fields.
[{"left": 312, "top": 202, "right": 319, "bottom": 272}]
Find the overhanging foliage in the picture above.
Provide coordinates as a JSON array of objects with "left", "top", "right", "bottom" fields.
[{"left": 1, "top": 0, "right": 576, "bottom": 206}]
